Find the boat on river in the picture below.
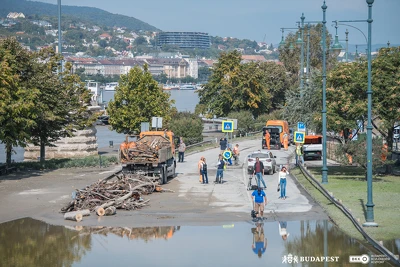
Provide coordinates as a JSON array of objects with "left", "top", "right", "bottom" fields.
[{"left": 179, "top": 84, "right": 196, "bottom": 90}]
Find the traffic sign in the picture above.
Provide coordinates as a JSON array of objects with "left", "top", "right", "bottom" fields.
[
  {"left": 297, "top": 122, "right": 306, "bottom": 132},
  {"left": 294, "top": 131, "right": 305, "bottom": 143},
  {"left": 222, "top": 121, "right": 234, "bottom": 133},
  {"left": 223, "top": 150, "right": 232, "bottom": 160}
]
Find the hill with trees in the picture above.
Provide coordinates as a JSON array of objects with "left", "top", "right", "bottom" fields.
[{"left": 0, "top": 0, "right": 158, "bottom": 31}]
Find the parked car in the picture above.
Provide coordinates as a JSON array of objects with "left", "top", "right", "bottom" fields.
[
  {"left": 247, "top": 150, "right": 277, "bottom": 175},
  {"left": 96, "top": 115, "right": 109, "bottom": 125}
]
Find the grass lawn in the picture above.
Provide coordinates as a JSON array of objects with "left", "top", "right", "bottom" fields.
[{"left": 307, "top": 166, "right": 400, "bottom": 241}]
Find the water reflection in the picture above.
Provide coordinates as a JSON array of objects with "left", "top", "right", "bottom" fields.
[
  {"left": 0, "top": 218, "right": 396, "bottom": 267},
  {"left": 0, "top": 218, "right": 91, "bottom": 267},
  {"left": 72, "top": 225, "right": 180, "bottom": 242},
  {"left": 251, "top": 222, "right": 267, "bottom": 258}
]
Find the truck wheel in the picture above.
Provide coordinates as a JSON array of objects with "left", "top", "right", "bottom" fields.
[
  {"left": 162, "top": 165, "right": 168, "bottom": 184},
  {"left": 171, "top": 162, "right": 176, "bottom": 178}
]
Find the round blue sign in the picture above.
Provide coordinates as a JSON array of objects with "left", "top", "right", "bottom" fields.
[{"left": 223, "top": 150, "right": 232, "bottom": 160}]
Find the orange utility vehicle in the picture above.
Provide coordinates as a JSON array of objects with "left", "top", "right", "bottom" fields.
[
  {"left": 264, "top": 120, "right": 290, "bottom": 148},
  {"left": 120, "top": 130, "right": 176, "bottom": 185}
]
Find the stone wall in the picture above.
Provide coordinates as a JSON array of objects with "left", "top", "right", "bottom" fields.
[{"left": 24, "top": 127, "right": 98, "bottom": 160}]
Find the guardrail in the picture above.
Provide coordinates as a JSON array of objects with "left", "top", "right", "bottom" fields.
[
  {"left": 186, "top": 139, "right": 216, "bottom": 150},
  {"left": 297, "top": 164, "right": 400, "bottom": 266}
]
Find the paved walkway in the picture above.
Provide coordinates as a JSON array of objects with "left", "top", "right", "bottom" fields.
[{"left": 175, "top": 139, "right": 316, "bottom": 216}]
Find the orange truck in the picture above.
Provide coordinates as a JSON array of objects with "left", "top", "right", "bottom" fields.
[
  {"left": 263, "top": 120, "right": 290, "bottom": 149},
  {"left": 119, "top": 130, "right": 176, "bottom": 185}
]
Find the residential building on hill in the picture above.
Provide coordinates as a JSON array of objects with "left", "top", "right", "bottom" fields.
[{"left": 157, "top": 32, "right": 211, "bottom": 49}]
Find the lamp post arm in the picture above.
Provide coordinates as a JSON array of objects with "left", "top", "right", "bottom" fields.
[{"left": 334, "top": 22, "right": 368, "bottom": 44}]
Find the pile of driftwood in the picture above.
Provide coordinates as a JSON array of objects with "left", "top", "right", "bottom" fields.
[
  {"left": 61, "top": 173, "right": 173, "bottom": 222},
  {"left": 125, "top": 136, "right": 170, "bottom": 162}
]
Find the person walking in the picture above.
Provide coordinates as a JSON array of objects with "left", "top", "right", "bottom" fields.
[
  {"left": 215, "top": 155, "right": 225, "bottom": 184},
  {"left": 283, "top": 133, "right": 289, "bottom": 151},
  {"left": 295, "top": 144, "right": 304, "bottom": 165},
  {"left": 253, "top": 157, "right": 267, "bottom": 189},
  {"left": 232, "top": 144, "right": 240, "bottom": 165},
  {"left": 178, "top": 138, "right": 186, "bottom": 162},
  {"left": 252, "top": 186, "right": 267, "bottom": 221},
  {"left": 220, "top": 137, "right": 227, "bottom": 154},
  {"left": 200, "top": 158, "right": 208, "bottom": 184},
  {"left": 278, "top": 166, "right": 289, "bottom": 199},
  {"left": 198, "top": 156, "right": 204, "bottom": 183},
  {"left": 264, "top": 130, "right": 271, "bottom": 150}
]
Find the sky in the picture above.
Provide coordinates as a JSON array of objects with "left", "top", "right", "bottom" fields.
[{"left": 34, "top": 0, "right": 400, "bottom": 45}]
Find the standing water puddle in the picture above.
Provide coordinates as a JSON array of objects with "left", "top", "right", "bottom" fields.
[{"left": 0, "top": 218, "right": 397, "bottom": 267}]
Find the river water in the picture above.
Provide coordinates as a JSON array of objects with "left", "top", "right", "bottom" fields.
[
  {"left": 0, "top": 90, "right": 199, "bottom": 163},
  {"left": 0, "top": 218, "right": 396, "bottom": 267}
]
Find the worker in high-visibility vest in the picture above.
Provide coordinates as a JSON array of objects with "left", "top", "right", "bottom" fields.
[
  {"left": 381, "top": 142, "right": 388, "bottom": 162},
  {"left": 265, "top": 130, "right": 271, "bottom": 150},
  {"left": 283, "top": 133, "right": 289, "bottom": 151}
]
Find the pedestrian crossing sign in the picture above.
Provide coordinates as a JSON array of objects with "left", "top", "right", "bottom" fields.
[
  {"left": 222, "top": 121, "right": 234, "bottom": 132},
  {"left": 294, "top": 131, "right": 305, "bottom": 143}
]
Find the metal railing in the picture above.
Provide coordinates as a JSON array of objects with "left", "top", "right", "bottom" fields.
[{"left": 297, "top": 164, "right": 400, "bottom": 266}]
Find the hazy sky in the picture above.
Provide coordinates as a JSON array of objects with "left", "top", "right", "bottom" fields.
[{"left": 34, "top": 0, "right": 400, "bottom": 45}]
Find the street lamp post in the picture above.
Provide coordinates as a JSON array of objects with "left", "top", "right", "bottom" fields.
[
  {"left": 306, "top": 24, "right": 311, "bottom": 84},
  {"left": 345, "top": 29, "right": 349, "bottom": 62},
  {"left": 334, "top": 0, "right": 377, "bottom": 226},
  {"left": 321, "top": 0, "right": 328, "bottom": 184},
  {"left": 58, "top": 0, "right": 62, "bottom": 72},
  {"left": 365, "top": 0, "right": 377, "bottom": 227},
  {"left": 299, "top": 14, "right": 305, "bottom": 97}
]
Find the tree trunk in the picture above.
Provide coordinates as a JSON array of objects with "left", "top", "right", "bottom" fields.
[
  {"left": 104, "top": 206, "right": 116, "bottom": 216},
  {"left": 6, "top": 143, "right": 12, "bottom": 166},
  {"left": 63, "top": 209, "right": 90, "bottom": 222},
  {"left": 40, "top": 138, "right": 45, "bottom": 163},
  {"left": 387, "top": 127, "right": 394, "bottom": 153}
]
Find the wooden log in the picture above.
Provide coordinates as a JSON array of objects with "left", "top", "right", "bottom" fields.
[
  {"left": 95, "top": 206, "right": 105, "bottom": 216},
  {"left": 64, "top": 209, "right": 90, "bottom": 222},
  {"left": 105, "top": 206, "right": 117, "bottom": 216}
]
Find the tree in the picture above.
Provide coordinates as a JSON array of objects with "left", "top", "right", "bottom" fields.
[
  {"left": 278, "top": 25, "right": 335, "bottom": 89},
  {"left": 258, "top": 61, "right": 291, "bottom": 111},
  {"left": 167, "top": 112, "right": 203, "bottom": 145},
  {"left": 198, "top": 51, "right": 271, "bottom": 118},
  {"left": 325, "top": 61, "right": 367, "bottom": 143},
  {"left": 0, "top": 38, "right": 38, "bottom": 165},
  {"left": 107, "top": 65, "right": 174, "bottom": 134},
  {"left": 28, "top": 49, "right": 94, "bottom": 163},
  {"left": 371, "top": 46, "right": 400, "bottom": 150},
  {"left": 227, "top": 111, "right": 254, "bottom": 134},
  {"left": 282, "top": 72, "right": 323, "bottom": 132},
  {"left": 198, "top": 66, "right": 211, "bottom": 82}
]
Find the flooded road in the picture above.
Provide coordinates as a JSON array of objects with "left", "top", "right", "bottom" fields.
[{"left": 0, "top": 218, "right": 396, "bottom": 267}]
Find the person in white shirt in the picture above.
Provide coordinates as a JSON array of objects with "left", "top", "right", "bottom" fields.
[
  {"left": 278, "top": 166, "right": 289, "bottom": 199},
  {"left": 278, "top": 221, "right": 289, "bottom": 240}
]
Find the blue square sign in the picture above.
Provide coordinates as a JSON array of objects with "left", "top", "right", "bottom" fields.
[
  {"left": 297, "top": 122, "right": 306, "bottom": 132},
  {"left": 294, "top": 131, "right": 305, "bottom": 143},
  {"left": 222, "top": 121, "right": 234, "bottom": 132}
]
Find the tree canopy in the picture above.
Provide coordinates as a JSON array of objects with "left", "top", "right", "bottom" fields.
[
  {"left": 197, "top": 50, "right": 288, "bottom": 118},
  {"left": 107, "top": 65, "right": 174, "bottom": 134}
]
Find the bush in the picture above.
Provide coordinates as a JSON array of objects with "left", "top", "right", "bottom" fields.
[{"left": 168, "top": 112, "right": 203, "bottom": 145}]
